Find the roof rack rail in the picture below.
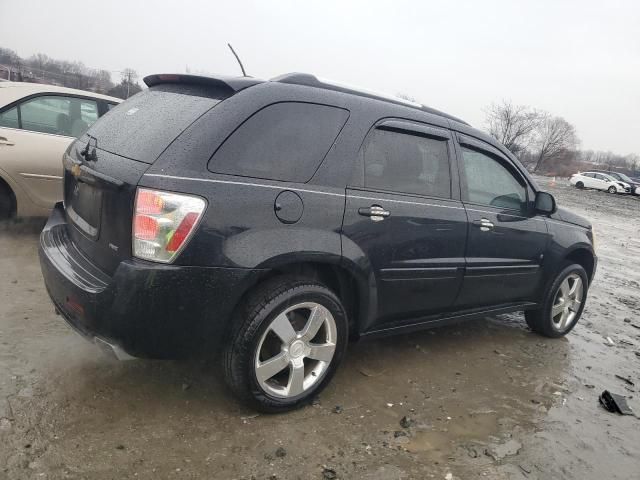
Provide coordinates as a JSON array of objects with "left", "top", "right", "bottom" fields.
[{"left": 271, "top": 72, "right": 469, "bottom": 125}]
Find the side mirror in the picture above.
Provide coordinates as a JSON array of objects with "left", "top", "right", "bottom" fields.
[{"left": 535, "top": 191, "right": 557, "bottom": 215}]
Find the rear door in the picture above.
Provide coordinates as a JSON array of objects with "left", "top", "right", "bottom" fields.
[
  {"left": 454, "top": 134, "right": 549, "bottom": 308},
  {"left": 581, "top": 173, "right": 597, "bottom": 188},
  {"left": 342, "top": 120, "right": 467, "bottom": 330}
]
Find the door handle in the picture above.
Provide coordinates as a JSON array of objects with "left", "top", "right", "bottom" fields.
[
  {"left": 358, "top": 205, "right": 390, "bottom": 222},
  {"left": 473, "top": 218, "right": 494, "bottom": 231},
  {"left": 0, "top": 137, "right": 15, "bottom": 146}
]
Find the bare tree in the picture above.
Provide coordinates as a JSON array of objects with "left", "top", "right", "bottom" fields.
[
  {"left": 120, "top": 68, "right": 140, "bottom": 99},
  {"left": 532, "top": 116, "right": 578, "bottom": 172},
  {"left": 107, "top": 68, "right": 142, "bottom": 99},
  {"left": 484, "top": 100, "right": 543, "bottom": 156}
]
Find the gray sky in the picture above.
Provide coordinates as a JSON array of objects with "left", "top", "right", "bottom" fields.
[{"left": 2, "top": 0, "right": 639, "bottom": 154}]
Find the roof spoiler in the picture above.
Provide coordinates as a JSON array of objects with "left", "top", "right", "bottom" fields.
[{"left": 143, "top": 73, "right": 262, "bottom": 94}]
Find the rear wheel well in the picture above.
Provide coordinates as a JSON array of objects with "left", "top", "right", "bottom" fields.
[
  {"left": 0, "top": 177, "right": 17, "bottom": 218},
  {"left": 248, "top": 262, "right": 362, "bottom": 338},
  {"left": 565, "top": 249, "right": 595, "bottom": 284}
]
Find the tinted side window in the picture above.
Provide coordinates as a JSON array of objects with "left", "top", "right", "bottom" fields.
[
  {"left": 209, "top": 102, "right": 349, "bottom": 182},
  {"left": 0, "top": 106, "right": 18, "bottom": 129},
  {"left": 363, "top": 129, "right": 451, "bottom": 198},
  {"left": 583, "top": 173, "right": 595, "bottom": 178},
  {"left": 460, "top": 147, "right": 527, "bottom": 211},
  {"left": 18, "top": 95, "right": 99, "bottom": 137}
]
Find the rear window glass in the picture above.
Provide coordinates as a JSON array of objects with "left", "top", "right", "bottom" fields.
[
  {"left": 86, "top": 86, "right": 221, "bottom": 163},
  {"left": 208, "top": 102, "right": 349, "bottom": 182}
]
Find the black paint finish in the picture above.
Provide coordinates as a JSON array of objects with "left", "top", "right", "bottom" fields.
[{"left": 38, "top": 73, "right": 597, "bottom": 358}]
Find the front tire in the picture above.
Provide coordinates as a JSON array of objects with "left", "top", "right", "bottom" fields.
[
  {"left": 223, "top": 276, "right": 348, "bottom": 413},
  {"left": 575, "top": 181, "right": 584, "bottom": 189},
  {"left": 525, "top": 262, "right": 588, "bottom": 338},
  {"left": 607, "top": 186, "right": 617, "bottom": 194}
]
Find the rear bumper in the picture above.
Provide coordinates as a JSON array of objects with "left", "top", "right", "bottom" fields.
[{"left": 39, "top": 203, "right": 264, "bottom": 358}]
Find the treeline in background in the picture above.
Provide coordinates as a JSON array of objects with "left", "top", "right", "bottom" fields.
[
  {"left": 0, "top": 47, "right": 142, "bottom": 99},
  {"left": 2, "top": 46, "right": 637, "bottom": 177},
  {"left": 484, "top": 101, "right": 639, "bottom": 178}
]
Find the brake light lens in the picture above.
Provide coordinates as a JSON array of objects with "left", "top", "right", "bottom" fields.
[
  {"left": 134, "top": 215, "right": 159, "bottom": 240},
  {"left": 132, "top": 188, "right": 206, "bottom": 263}
]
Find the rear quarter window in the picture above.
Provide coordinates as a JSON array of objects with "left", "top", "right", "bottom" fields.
[
  {"left": 86, "top": 86, "right": 222, "bottom": 163},
  {"left": 208, "top": 102, "right": 349, "bottom": 182}
]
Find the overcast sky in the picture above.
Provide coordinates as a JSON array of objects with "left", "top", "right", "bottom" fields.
[{"left": 2, "top": 0, "right": 638, "bottom": 154}]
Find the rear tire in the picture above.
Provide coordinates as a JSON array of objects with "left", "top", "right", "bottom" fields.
[
  {"left": 525, "top": 262, "right": 588, "bottom": 338},
  {"left": 607, "top": 186, "right": 617, "bottom": 194},
  {"left": 575, "top": 181, "right": 584, "bottom": 189},
  {"left": 223, "top": 276, "right": 348, "bottom": 413}
]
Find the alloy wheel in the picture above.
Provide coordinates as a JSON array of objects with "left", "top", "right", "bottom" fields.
[
  {"left": 254, "top": 302, "right": 337, "bottom": 398},
  {"left": 550, "top": 273, "right": 583, "bottom": 331}
]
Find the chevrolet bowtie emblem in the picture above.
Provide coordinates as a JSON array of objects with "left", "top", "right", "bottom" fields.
[{"left": 71, "top": 164, "right": 81, "bottom": 178}]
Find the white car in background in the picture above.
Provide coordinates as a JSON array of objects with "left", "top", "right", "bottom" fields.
[
  {"left": 0, "top": 82, "right": 121, "bottom": 218},
  {"left": 569, "top": 171, "right": 630, "bottom": 194}
]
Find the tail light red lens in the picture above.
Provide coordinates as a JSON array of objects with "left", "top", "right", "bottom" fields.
[
  {"left": 166, "top": 212, "right": 199, "bottom": 252},
  {"left": 134, "top": 215, "right": 159, "bottom": 240},
  {"left": 136, "top": 190, "right": 165, "bottom": 214},
  {"left": 132, "top": 188, "right": 206, "bottom": 263}
]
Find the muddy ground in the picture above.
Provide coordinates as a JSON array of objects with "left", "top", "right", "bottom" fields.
[{"left": 1, "top": 177, "right": 639, "bottom": 480}]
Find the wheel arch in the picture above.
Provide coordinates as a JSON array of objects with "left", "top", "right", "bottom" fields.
[
  {"left": 564, "top": 247, "right": 596, "bottom": 284},
  {"left": 237, "top": 257, "right": 374, "bottom": 339}
]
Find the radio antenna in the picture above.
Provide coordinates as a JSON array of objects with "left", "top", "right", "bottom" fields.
[{"left": 227, "top": 43, "right": 247, "bottom": 77}]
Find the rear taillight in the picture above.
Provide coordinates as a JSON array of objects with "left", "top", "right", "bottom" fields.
[{"left": 132, "top": 188, "right": 206, "bottom": 263}]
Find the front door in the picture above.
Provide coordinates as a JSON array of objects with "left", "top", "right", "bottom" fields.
[
  {"left": 454, "top": 135, "right": 549, "bottom": 308},
  {"left": 593, "top": 173, "right": 611, "bottom": 191},
  {"left": 341, "top": 120, "right": 467, "bottom": 331}
]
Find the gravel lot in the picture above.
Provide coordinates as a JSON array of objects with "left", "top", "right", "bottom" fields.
[{"left": 1, "top": 177, "right": 639, "bottom": 479}]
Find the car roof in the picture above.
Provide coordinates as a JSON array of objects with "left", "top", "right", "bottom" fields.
[
  {"left": 592, "top": 170, "right": 629, "bottom": 178},
  {"left": 142, "top": 72, "right": 539, "bottom": 188},
  {"left": 585, "top": 171, "right": 614, "bottom": 178},
  {"left": 271, "top": 73, "right": 470, "bottom": 125},
  {"left": 143, "top": 72, "right": 469, "bottom": 125},
  {"left": 0, "top": 81, "right": 122, "bottom": 104}
]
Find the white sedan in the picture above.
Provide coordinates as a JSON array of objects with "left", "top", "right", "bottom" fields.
[{"left": 569, "top": 171, "right": 630, "bottom": 194}]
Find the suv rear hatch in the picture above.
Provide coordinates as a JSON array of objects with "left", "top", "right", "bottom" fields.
[{"left": 63, "top": 81, "right": 233, "bottom": 275}]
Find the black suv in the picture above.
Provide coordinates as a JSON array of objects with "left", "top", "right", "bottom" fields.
[{"left": 39, "top": 73, "right": 597, "bottom": 412}]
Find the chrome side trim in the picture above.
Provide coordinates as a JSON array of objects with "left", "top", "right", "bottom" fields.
[
  {"left": 143, "top": 174, "right": 344, "bottom": 197},
  {"left": 546, "top": 219, "right": 589, "bottom": 231},
  {"left": 348, "top": 194, "right": 465, "bottom": 210},
  {"left": 19, "top": 172, "right": 63, "bottom": 180}
]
